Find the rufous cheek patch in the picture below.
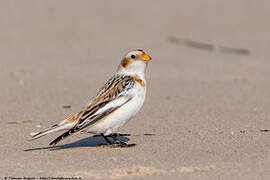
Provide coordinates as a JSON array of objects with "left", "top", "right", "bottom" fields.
[{"left": 121, "top": 59, "right": 131, "bottom": 68}]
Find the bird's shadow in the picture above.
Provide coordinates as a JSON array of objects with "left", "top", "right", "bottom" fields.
[{"left": 24, "top": 134, "right": 131, "bottom": 152}]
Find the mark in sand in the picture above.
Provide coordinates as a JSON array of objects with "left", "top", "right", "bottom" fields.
[
  {"left": 8, "top": 120, "right": 33, "bottom": 124},
  {"left": 260, "top": 129, "right": 270, "bottom": 132},
  {"left": 168, "top": 36, "right": 250, "bottom": 56},
  {"left": 56, "top": 165, "right": 216, "bottom": 179},
  {"left": 62, "top": 105, "right": 72, "bottom": 109}
]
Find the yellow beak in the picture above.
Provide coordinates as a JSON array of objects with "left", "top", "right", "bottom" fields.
[{"left": 141, "top": 53, "right": 152, "bottom": 61}]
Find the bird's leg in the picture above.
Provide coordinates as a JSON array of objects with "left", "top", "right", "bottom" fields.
[
  {"left": 110, "top": 133, "right": 136, "bottom": 147},
  {"left": 110, "top": 133, "right": 126, "bottom": 146},
  {"left": 101, "top": 133, "right": 112, "bottom": 145}
]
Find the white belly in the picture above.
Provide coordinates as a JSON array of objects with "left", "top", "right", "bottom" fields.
[{"left": 86, "top": 85, "right": 146, "bottom": 135}]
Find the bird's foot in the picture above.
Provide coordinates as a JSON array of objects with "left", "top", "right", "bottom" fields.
[
  {"left": 100, "top": 133, "right": 136, "bottom": 148},
  {"left": 117, "top": 141, "right": 136, "bottom": 147}
]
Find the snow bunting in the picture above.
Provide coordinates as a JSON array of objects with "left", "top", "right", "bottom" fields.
[{"left": 30, "top": 49, "right": 151, "bottom": 147}]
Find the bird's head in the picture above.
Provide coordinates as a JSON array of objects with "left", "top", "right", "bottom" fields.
[{"left": 117, "top": 49, "right": 151, "bottom": 76}]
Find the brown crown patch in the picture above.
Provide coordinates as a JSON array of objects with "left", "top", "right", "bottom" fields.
[{"left": 131, "top": 76, "right": 145, "bottom": 87}]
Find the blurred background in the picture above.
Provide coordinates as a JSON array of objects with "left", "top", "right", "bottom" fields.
[{"left": 1, "top": 0, "right": 270, "bottom": 64}]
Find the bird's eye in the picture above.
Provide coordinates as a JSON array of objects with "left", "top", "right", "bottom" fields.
[{"left": 131, "top": 55, "right": 136, "bottom": 59}]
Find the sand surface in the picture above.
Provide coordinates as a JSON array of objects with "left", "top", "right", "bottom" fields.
[{"left": 1, "top": 1, "right": 270, "bottom": 179}]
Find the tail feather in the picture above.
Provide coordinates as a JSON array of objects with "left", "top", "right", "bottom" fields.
[
  {"left": 29, "top": 123, "right": 72, "bottom": 141},
  {"left": 49, "top": 128, "right": 76, "bottom": 146},
  {"left": 30, "top": 126, "right": 59, "bottom": 140}
]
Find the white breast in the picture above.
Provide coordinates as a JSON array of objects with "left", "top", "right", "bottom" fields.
[{"left": 87, "top": 82, "right": 146, "bottom": 135}]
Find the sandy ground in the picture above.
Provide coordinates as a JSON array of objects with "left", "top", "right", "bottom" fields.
[{"left": 1, "top": 1, "right": 270, "bottom": 179}]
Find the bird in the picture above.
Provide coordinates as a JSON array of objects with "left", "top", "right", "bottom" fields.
[{"left": 30, "top": 49, "right": 151, "bottom": 147}]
